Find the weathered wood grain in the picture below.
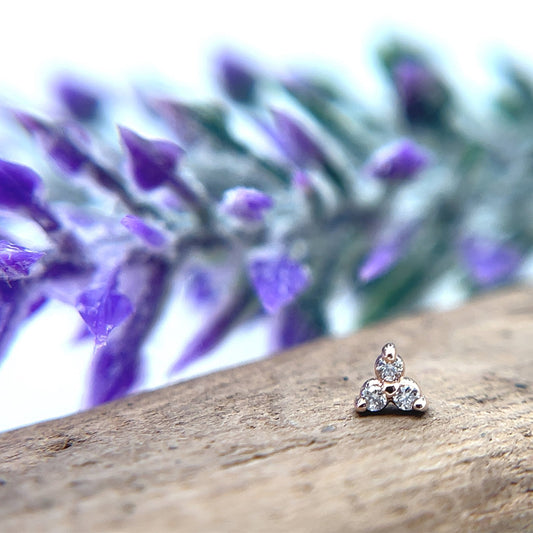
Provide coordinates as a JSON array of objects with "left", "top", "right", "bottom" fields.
[{"left": 0, "top": 286, "right": 532, "bottom": 532}]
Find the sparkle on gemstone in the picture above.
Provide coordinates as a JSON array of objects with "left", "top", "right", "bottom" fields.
[
  {"left": 360, "top": 379, "right": 388, "bottom": 412},
  {"left": 393, "top": 377, "right": 421, "bottom": 411},
  {"left": 375, "top": 354, "right": 404, "bottom": 382}
]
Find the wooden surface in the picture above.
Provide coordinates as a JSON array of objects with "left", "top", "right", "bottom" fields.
[{"left": 1, "top": 287, "right": 532, "bottom": 533}]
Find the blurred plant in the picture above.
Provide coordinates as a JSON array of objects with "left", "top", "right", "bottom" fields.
[{"left": 0, "top": 41, "right": 531, "bottom": 408}]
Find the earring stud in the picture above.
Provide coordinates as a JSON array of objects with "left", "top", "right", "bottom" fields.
[{"left": 355, "top": 342, "right": 427, "bottom": 414}]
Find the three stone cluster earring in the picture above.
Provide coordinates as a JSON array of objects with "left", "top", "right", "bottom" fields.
[{"left": 355, "top": 342, "right": 427, "bottom": 414}]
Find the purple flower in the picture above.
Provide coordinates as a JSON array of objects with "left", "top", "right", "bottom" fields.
[
  {"left": 366, "top": 139, "right": 429, "bottom": 181},
  {"left": 460, "top": 237, "right": 521, "bottom": 287},
  {"left": 0, "top": 240, "right": 44, "bottom": 281},
  {"left": 248, "top": 252, "right": 310, "bottom": 313},
  {"left": 0, "top": 159, "right": 42, "bottom": 210},
  {"left": 215, "top": 51, "right": 257, "bottom": 104},
  {"left": 120, "top": 126, "right": 209, "bottom": 223},
  {"left": 119, "top": 126, "right": 185, "bottom": 191},
  {"left": 76, "top": 275, "right": 134, "bottom": 345},
  {"left": 43, "top": 129, "right": 89, "bottom": 174},
  {"left": 121, "top": 215, "right": 167, "bottom": 248},
  {"left": 13, "top": 112, "right": 88, "bottom": 174},
  {"left": 392, "top": 59, "right": 450, "bottom": 126},
  {"left": 220, "top": 187, "right": 273, "bottom": 222},
  {"left": 88, "top": 252, "right": 171, "bottom": 405},
  {"left": 271, "top": 109, "right": 325, "bottom": 168},
  {"left": 54, "top": 76, "right": 101, "bottom": 121}
]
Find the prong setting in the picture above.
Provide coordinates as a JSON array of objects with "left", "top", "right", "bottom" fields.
[
  {"left": 381, "top": 342, "right": 397, "bottom": 363},
  {"left": 413, "top": 396, "right": 427, "bottom": 412},
  {"left": 355, "top": 397, "right": 367, "bottom": 413}
]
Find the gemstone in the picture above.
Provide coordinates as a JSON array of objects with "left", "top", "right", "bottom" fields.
[
  {"left": 375, "top": 354, "right": 404, "bottom": 382},
  {"left": 393, "top": 377, "right": 421, "bottom": 411},
  {"left": 360, "top": 379, "right": 388, "bottom": 412}
]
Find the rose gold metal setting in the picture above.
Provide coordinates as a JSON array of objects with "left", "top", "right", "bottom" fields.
[
  {"left": 413, "top": 396, "right": 428, "bottom": 412},
  {"left": 355, "top": 342, "right": 427, "bottom": 414},
  {"left": 382, "top": 342, "right": 397, "bottom": 363},
  {"left": 382, "top": 381, "right": 400, "bottom": 397},
  {"left": 355, "top": 397, "right": 368, "bottom": 413}
]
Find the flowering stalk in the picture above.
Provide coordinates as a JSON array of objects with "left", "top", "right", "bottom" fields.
[
  {"left": 0, "top": 38, "right": 532, "bottom": 416},
  {"left": 88, "top": 250, "right": 172, "bottom": 405},
  {"left": 13, "top": 112, "right": 163, "bottom": 221}
]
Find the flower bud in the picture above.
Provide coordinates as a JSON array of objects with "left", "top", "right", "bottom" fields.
[
  {"left": 0, "top": 159, "right": 42, "bottom": 210},
  {"left": 0, "top": 240, "right": 44, "bottom": 281},
  {"left": 220, "top": 187, "right": 273, "bottom": 222},
  {"left": 119, "top": 126, "right": 184, "bottom": 191},
  {"left": 215, "top": 51, "right": 257, "bottom": 104},
  {"left": 366, "top": 139, "right": 429, "bottom": 181}
]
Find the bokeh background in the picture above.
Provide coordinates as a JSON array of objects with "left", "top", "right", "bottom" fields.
[{"left": 1, "top": 0, "right": 531, "bottom": 432}]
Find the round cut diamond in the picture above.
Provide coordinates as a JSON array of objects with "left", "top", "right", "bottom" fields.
[
  {"left": 393, "top": 377, "right": 421, "bottom": 411},
  {"left": 375, "top": 354, "right": 404, "bottom": 382},
  {"left": 360, "top": 379, "right": 388, "bottom": 412}
]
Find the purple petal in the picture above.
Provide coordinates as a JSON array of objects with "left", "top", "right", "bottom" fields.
[
  {"left": 366, "top": 139, "right": 429, "bottom": 181},
  {"left": 460, "top": 237, "right": 521, "bottom": 287},
  {"left": 54, "top": 76, "right": 101, "bottom": 121},
  {"left": 119, "top": 126, "right": 184, "bottom": 190},
  {"left": 220, "top": 187, "right": 273, "bottom": 222},
  {"left": 0, "top": 159, "right": 42, "bottom": 210},
  {"left": 271, "top": 109, "right": 325, "bottom": 167},
  {"left": 215, "top": 51, "right": 257, "bottom": 103},
  {"left": 121, "top": 214, "right": 167, "bottom": 248},
  {"left": 76, "top": 280, "right": 133, "bottom": 344},
  {"left": 248, "top": 252, "right": 310, "bottom": 313},
  {"left": 0, "top": 240, "right": 44, "bottom": 281},
  {"left": 87, "top": 252, "right": 171, "bottom": 405}
]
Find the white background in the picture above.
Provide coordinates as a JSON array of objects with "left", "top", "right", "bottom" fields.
[{"left": 1, "top": 0, "right": 532, "bottom": 432}]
